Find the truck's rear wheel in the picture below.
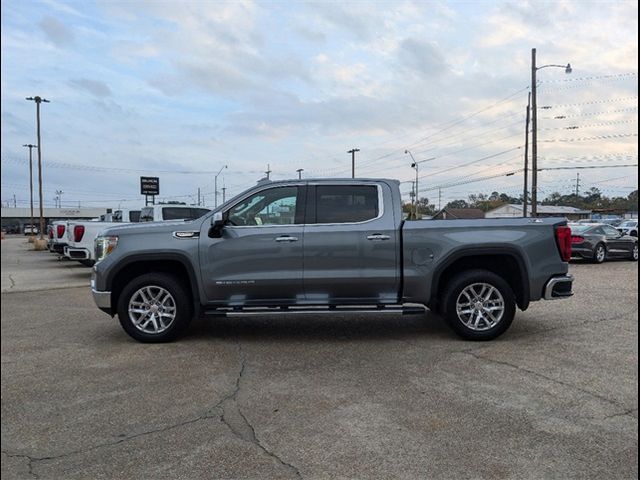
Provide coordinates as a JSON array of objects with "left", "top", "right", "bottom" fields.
[
  {"left": 117, "top": 273, "right": 193, "bottom": 343},
  {"left": 442, "top": 269, "right": 516, "bottom": 341}
]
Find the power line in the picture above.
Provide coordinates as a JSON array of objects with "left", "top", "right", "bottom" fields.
[
  {"left": 537, "top": 119, "right": 638, "bottom": 130},
  {"left": 541, "top": 96, "right": 638, "bottom": 108},
  {"left": 540, "top": 107, "right": 638, "bottom": 120},
  {"left": 1, "top": 156, "right": 224, "bottom": 174},
  {"left": 540, "top": 133, "right": 638, "bottom": 143},
  {"left": 539, "top": 164, "right": 638, "bottom": 171},
  {"left": 418, "top": 146, "right": 523, "bottom": 179},
  {"left": 538, "top": 72, "right": 637, "bottom": 84}
]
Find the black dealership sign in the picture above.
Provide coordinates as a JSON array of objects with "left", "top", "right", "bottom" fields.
[{"left": 140, "top": 176, "right": 160, "bottom": 195}]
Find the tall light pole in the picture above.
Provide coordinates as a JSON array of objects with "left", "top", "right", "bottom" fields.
[
  {"left": 214, "top": 165, "right": 227, "bottom": 209},
  {"left": 531, "top": 48, "right": 571, "bottom": 216},
  {"left": 22, "top": 144, "right": 37, "bottom": 236},
  {"left": 405, "top": 149, "right": 435, "bottom": 219},
  {"left": 26, "top": 96, "right": 50, "bottom": 239},
  {"left": 296, "top": 168, "right": 304, "bottom": 179},
  {"left": 347, "top": 148, "right": 360, "bottom": 178}
]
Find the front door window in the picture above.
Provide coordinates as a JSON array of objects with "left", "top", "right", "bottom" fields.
[{"left": 227, "top": 187, "right": 300, "bottom": 226}]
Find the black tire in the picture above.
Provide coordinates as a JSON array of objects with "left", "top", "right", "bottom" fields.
[
  {"left": 442, "top": 269, "right": 516, "bottom": 341},
  {"left": 630, "top": 243, "right": 639, "bottom": 262},
  {"left": 79, "top": 259, "right": 95, "bottom": 267},
  {"left": 592, "top": 243, "right": 607, "bottom": 264},
  {"left": 117, "top": 272, "right": 193, "bottom": 343}
]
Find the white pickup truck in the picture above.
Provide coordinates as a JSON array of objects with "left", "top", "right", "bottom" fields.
[
  {"left": 48, "top": 220, "right": 69, "bottom": 255},
  {"left": 64, "top": 209, "right": 140, "bottom": 266}
]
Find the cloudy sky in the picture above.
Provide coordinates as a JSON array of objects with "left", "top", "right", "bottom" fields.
[{"left": 1, "top": 0, "right": 638, "bottom": 209}]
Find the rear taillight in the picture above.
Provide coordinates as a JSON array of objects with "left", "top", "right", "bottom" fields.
[
  {"left": 57, "top": 224, "right": 65, "bottom": 238},
  {"left": 571, "top": 235, "right": 584, "bottom": 244},
  {"left": 555, "top": 225, "right": 572, "bottom": 262},
  {"left": 74, "top": 225, "right": 85, "bottom": 242}
]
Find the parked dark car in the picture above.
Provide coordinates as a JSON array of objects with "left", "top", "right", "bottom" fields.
[
  {"left": 617, "top": 219, "right": 638, "bottom": 237},
  {"left": 570, "top": 223, "right": 638, "bottom": 263}
]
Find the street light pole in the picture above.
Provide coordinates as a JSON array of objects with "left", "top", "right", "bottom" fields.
[
  {"left": 55, "top": 190, "right": 63, "bottom": 208},
  {"left": 26, "top": 96, "right": 50, "bottom": 240},
  {"left": 406, "top": 149, "right": 436, "bottom": 219},
  {"left": 296, "top": 168, "right": 304, "bottom": 179},
  {"left": 214, "top": 165, "right": 227, "bottom": 209},
  {"left": 22, "top": 144, "right": 37, "bottom": 236},
  {"left": 530, "top": 48, "right": 571, "bottom": 217}
]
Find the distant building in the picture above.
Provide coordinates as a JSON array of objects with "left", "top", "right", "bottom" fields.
[
  {"left": 432, "top": 208, "right": 485, "bottom": 220},
  {"left": 1, "top": 207, "right": 109, "bottom": 234},
  {"left": 485, "top": 204, "right": 591, "bottom": 220}
]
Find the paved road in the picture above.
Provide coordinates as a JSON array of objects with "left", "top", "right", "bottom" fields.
[{"left": 1, "top": 237, "right": 637, "bottom": 479}]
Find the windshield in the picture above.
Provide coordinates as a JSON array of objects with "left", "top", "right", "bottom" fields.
[{"left": 620, "top": 221, "right": 637, "bottom": 228}]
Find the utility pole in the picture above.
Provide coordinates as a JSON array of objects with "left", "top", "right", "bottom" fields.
[
  {"left": 26, "top": 96, "right": 50, "bottom": 240},
  {"left": 222, "top": 187, "right": 226, "bottom": 204},
  {"left": 530, "top": 48, "right": 571, "bottom": 217},
  {"left": 265, "top": 164, "right": 272, "bottom": 180},
  {"left": 197, "top": 187, "right": 201, "bottom": 206},
  {"left": 438, "top": 188, "right": 442, "bottom": 211},
  {"left": 575, "top": 173, "right": 581, "bottom": 197},
  {"left": 523, "top": 92, "right": 531, "bottom": 218},
  {"left": 531, "top": 49, "right": 538, "bottom": 217},
  {"left": 55, "top": 189, "right": 63, "bottom": 208},
  {"left": 22, "top": 144, "right": 37, "bottom": 235},
  {"left": 296, "top": 168, "right": 303, "bottom": 179},
  {"left": 347, "top": 148, "right": 360, "bottom": 178},
  {"left": 13, "top": 194, "right": 17, "bottom": 208}
]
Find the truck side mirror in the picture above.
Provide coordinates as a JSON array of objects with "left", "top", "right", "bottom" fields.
[{"left": 209, "top": 211, "right": 225, "bottom": 238}]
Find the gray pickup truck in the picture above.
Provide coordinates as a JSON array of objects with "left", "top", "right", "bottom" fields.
[{"left": 91, "top": 179, "right": 574, "bottom": 343}]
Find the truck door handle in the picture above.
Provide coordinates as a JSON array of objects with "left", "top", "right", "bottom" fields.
[
  {"left": 275, "top": 236, "right": 299, "bottom": 242},
  {"left": 367, "top": 234, "right": 390, "bottom": 241}
]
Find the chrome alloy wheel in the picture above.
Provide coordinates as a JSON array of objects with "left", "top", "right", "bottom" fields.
[
  {"left": 128, "top": 286, "right": 177, "bottom": 334},
  {"left": 633, "top": 244, "right": 639, "bottom": 260},
  {"left": 596, "top": 245, "right": 606, "bottom": 263},
  {"left": 456, "top": 283, "right": 505, "bottom": 331}
]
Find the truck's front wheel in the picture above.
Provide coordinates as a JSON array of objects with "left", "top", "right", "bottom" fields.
[
  {"left": 117, "top": 273, "right": 193, "bottom": 343},
  {"left": 442, "top": 269, "right": 516, "bottom": 341}
]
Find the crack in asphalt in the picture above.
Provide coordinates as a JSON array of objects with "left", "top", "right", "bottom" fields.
[
  {"left": 603, "top": 408, "right": 638, "bottom": 420},
  {"left": 2, "top": 341, "right": 302, "bottom": 479},
  {"left": 463, "top": 350, "right": 633, "bottom": 417},
  {"left": 2, "top": 452, "right": 39, "bottom": 479},
  {"left": 510, "top": 306, "right": 639, "bottom": 340},
  {"left": 216, "top": 342, "right": 303, "bottom": 479}
]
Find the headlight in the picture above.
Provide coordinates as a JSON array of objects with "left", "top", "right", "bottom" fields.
[{"left": 95, "top": 236, "right": 118, "bottom": 263}]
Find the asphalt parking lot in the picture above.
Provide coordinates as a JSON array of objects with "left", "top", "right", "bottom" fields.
[{"left": 1, "top": 236, "right": 637, "bottom": 479}]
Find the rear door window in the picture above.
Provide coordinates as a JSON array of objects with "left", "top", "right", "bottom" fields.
[
  {"left": 162, "top": 208, "right": 192, "bottom": 220},
  {"left": 314, "top": 185, "right": 379, "bottom": 224}
]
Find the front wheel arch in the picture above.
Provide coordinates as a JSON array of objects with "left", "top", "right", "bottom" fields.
[{"left": 116, "top": 272, "right": 193, "bottom": 342}]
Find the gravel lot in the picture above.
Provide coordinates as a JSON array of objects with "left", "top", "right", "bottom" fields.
[{"left": 1, "top": 236, "right": 637, "bottom": 479}]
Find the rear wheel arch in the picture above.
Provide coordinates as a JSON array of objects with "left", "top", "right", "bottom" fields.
[{"left": 431, "top": 248, "right": 530, "bottom": 312}]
